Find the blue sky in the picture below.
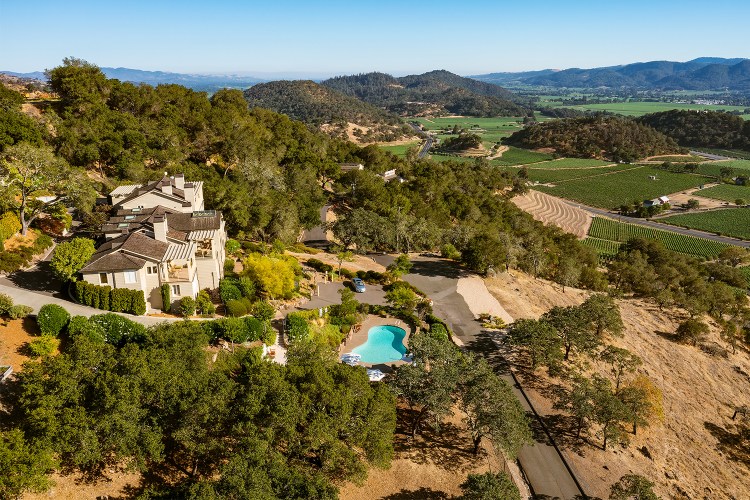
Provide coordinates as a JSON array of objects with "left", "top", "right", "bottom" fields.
[{"left": 1, "top": 0, "right": 748, "bottom": 76}]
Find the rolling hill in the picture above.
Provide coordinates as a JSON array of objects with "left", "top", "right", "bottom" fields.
[
  {"left": 321, "top": 70, "right": 529, "bottom": 117},
  {"left": 472, "top": 57, "right": 750, "bottom": 91},
  {"left": 243, "top": 80, "right": 410, "bottom": 143}
]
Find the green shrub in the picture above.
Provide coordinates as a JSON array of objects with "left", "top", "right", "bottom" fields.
[
  {"left": 306, "top": 258, "right": 334, "bottom": 274},
  {"left": 271, "top": 239, "right": 286, "bottom": 254},
  {"left": 130, "top": 290, "right": 146, "bottom": 315},
  {"left": 219, "top": 278, "right": 242, "bottom": 303},
  {"left": 252, "top": 300, "right": 275, "bottom": 322},
  {"left": 242, "top": 241, "right": 265, "bottom": 253},
  {"left": 261, "top": 325, "right": 276, "bottom": 345},
  {"left": 89, "top": 313, "right": 146, "bottom": 346},
  {"left": 0, "top": 212, "right": 21, "bottom": 244},
  {"left": 36, "top": 304, "right": 70, "bottom": 336},
  {"left": 67, "top": 315, "right": 105, "bottom": 342},
  {"left": 441, "top": 243, "right": 461, "bottom": 260},
  {"left": 243, "top": 316, "right": 264, "bottom": 342},
  {"left": 196, "top": 290, "right": 215, "bottom": 316},
  {"left": 0, "top": 293, "right": 13, "bottom": 315},
  {"left": 225, "top": 238, "right": 241, "bottom": 256},
  {"left": 286, "top": 313, "right": 309, "bottom": 341},
  {"left": 160, "top": 283, "right": 171, "bottom": 313},
  {"left": 218, "top": 317, "right": 248, "bottom": 343},
  {"left": 99, "top": 286, "right": 111, "bottom": 311},
  {"left": 180, "top": 296, "right": 196, "bottom": 318},
  {"left": 364, "top": 270, "right": 388, "bottom": 284},
  {"left": 7, "top": 304, "right": 32, "bottom": 319},
  {"left": 110, "top": 288, "right": 130, "bottom": 313},
  {"left": 340, "top": 268, "right": 355, "bottom": 279},
  {"left": 28, "top": 336, "right": 59, "bottom": 358},
  {"left": 74, "top": 280, "right": 86, "bottom": 303},
  {"left": 225, "top": 299, "right": 247, "bottom": 317},
  {"left": 0, "top": 251, "right": 24, "bottom": 273},
  {"left": 429, "top": 323, "right": 449, "bottom": 341},
  {"left": 91, "top": 287, "right": 100, "bottom": 309},
  {"left": 238, "top": 276, "right": 256, "bottom": 299},
  {"left": 224, "top": 258, "right": 236, "bottom": 274}
]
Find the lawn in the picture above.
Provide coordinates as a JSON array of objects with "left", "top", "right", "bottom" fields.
[
  {"left": 694, "top": 184, "right": 750, "bottom": 203},
  {"left": 378, "top": 141, "right": 420, "bottom": 157},
  {"left": 491, "top": 147, "right": 553, "bottom": 166},
  {"left": 661, "top": 208, "right": 750, "bottom": 240},
  {"left": 534, "top": 166, "right": 711, "bottom": 209},
  {"left": 587, "top": 217, "right": 730, "bottom": 258}
]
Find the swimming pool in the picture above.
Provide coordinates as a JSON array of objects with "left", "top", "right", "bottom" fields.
[{"left": 352, "top": 325, "right": 407, "bottom": 364}]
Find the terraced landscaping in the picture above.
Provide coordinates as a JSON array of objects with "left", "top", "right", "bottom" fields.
[
  {"left": 661, "top": 208, "right": 750, "bottom": 240},
  {"left": 511, "top": 190, "right": 592, "bottom": 238},
  {"left": 587, "top": 216, "right": 731, "bottom": 258}
]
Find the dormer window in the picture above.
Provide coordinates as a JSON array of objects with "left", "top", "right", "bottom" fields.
[{"left": 124, "top": 215, "right": 136, "bottom": 220}]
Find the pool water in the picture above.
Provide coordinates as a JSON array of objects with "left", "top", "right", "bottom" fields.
[{"left": 352, "top": 325, "right": 407, "bottom": 364}]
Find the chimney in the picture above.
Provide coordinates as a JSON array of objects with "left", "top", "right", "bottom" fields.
[
  {"left": 184, "top": 182, "right": 195, "bottom": 207},
  {"left": 174, "top": 173, "right": 185, "bottom": 190},
  {"left": 161, "top": 180, "right": 173, "bottom": 196},
  {"left": 153, "top": 214, "right": 168, "bottom": 242}
]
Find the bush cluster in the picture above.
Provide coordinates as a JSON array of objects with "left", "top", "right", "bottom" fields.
[
  {"left": 36, "top": 304, "right": 71, "bottom": 336},
  {"left": 355, "top": 269, "right": 388, "bottom": 284},
  {"left": 306, "top": 258, "right": 333, "bottom": 274},
  {"left": 74, "top": 281, "right": 147, "bottom": 315},
  {"left": 0, "top": 293, "right": 33, "bottom": 320},
  {"left": 202, "top": 315, "right": 274, "bottom": 345}
]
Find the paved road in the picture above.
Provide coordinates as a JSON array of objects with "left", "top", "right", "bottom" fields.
[
  {"left": 570, "top": 200, "right": 750, "bottom": 248},
  {"left": 407, "top": 122, "right": 434, "bottom": 159},
  {"left": 690, "top": 150, "right": 731, "bottom": 161},
  {"left": 372, "top": 255, "right": 587, "bottom": 499}
]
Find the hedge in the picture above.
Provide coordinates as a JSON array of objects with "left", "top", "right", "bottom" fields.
[
  {"left": 89, "top": 313, "right": 146, "bottom": 347},
  {"left": 225, "top": 299, "right": 247, "bottom": 317},
  {"left": 286, "top": 313, "right": 310, "bottom": 341},
  {"left": 73, "top": 281, "right": 147, "bottom": 315},
  {"left": 306, "top": 258, "right": 334, "bottom": 274},
  {"left": 201, "top": 316, "right": 274, "bottom": 345},
  {"left": 37, "top": 304, "right": 70, "bottom": 336},
  {"left": 219, "top": 278, "right": 242, "bottom": 303},
  {"left": 160, "top": 283, "right": 171, "bottom": 312}
]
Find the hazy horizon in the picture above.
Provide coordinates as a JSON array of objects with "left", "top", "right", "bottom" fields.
[{"left": 2, "top": 0, "right": 749, "bottom": 75}]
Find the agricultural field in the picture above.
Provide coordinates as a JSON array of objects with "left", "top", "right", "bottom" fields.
[
  {"left": 378, "top": 141, "right": 420, "bottom": 157},
  {"left": 693, "top": 184, "right": 750, "bottom": 203},
  {"left": 412, "top": 116, "right": 525, "bottom": 148},
  {"left": 587, "top": 216, "right": 731, "bottom": 258},
  {"left": 661, "top": 208, "right": 750, "bottom": 240},
  {"left": 695, "top": 159, "right": 750, "bottom": 177},
  {"left": 648, "top": 155, "right": 705, "bottom": 163},
  {"left": 546, "top": 100, "right": 750, "bottom": 118},
  {"left": 696, "top": 148, "right": 750, "bottom": 160},
  {"left": 581, "top": 237, "right": 622, "bottom": 257},
  {"left": 527, "top": 165, "right": 638, "bottom": 184},
  {"left": 491, "top": 147, "right": 552, "bottom": 165},
  {"left": 534, "top": 166, "right": 711, "bottom": 209},
  {"left": 526, "top": 158, "right": 612, "bottom": 169}
]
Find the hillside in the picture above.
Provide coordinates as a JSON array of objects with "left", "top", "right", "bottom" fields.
[
  {"left": 486, "top": 271, "right": 750, "bottom": 499},
  {"left": 637, "top": 109, "right": 750, "bottom": 150},
  {"left": 505, "top": 115, "right": 682, "bottom": 161},
  {"left": 472, "top": 57, "right": 750, "bottom": 91},
  {"left": 322, "top": 70, "right": 529, "bottom": 117},
  {"left": 243, "top": 80, "right": 411, "bottom": 142}
]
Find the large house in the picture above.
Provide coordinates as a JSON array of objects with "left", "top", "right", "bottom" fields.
[{"left": 80, "top": 174, "right": 226, "bottom": 313}]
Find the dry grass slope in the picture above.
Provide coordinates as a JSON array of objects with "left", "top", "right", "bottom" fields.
[{"left": 511, "top": 190, "right": 592, "bottom": 239}]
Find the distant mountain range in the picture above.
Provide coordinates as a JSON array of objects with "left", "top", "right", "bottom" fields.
[
  {"left": 472, "top": 57, "right": 750, "bottom": 91},
  {"left": 0, "top": 67, "right": 266, "bottom": 93}
]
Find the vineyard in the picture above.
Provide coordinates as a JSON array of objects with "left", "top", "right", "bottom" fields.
[
  {"left": 661, "top": 208, "right": 750, "bottom": 240},
  {"left": 581, "top": 237, "right": 622, "bottom": 257},
  {"left": 694, "top": 184, "right": 750, "bottom": 203},
  {"left": 526, "top": 158, "right": 612, "bottom": 169},
  {"left": 528, "top": 165, "right": 639, "bottom": 184},
  {"left": 587, "top": 216, "right": 731, "bottom": 258},
  {"left": 535, "top": 166, "right": 711, "bottom": 209},
  {"left": 696, "top": 159, "right": 750, "bottom": 178}
]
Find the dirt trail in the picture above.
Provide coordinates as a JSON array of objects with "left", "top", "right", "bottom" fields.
[{"left": 512, "top": 190, "right": 592, "bottom": 238}]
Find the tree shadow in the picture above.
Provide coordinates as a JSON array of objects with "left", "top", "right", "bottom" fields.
[
  {"left": 539, "top": 413, "right": 590, "bottom": 454},
  {"left": 380, "top": 487, "right": 451, "bottom": 499},
  {"left": 406, "top": 258, "right": 470, "bottom": 281},
  {"left": 3, "top": 260, "right": 65, "bottom": 296},
  {"left": 704, "top": 420, "right": 750, "bottom": 467}
]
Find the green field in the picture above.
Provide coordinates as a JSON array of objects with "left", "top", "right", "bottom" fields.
[
  {"left": 694, "top": 184, "right": 750, "bottom": 203},
  {"left": 492, "top": 147, "right": 553, "bottom": 166},
  {"left": 527, "top": 158, "right": 612, "bottom": 169},
  {"left": 695, "top": 160, "right": 750, "bottom": 177},
  {"left": 534, "top": 166, "right": 711, "bottom": 209},
  {"left": 546, "top": 101, "right": 750, "bottom": 118},
  {"left": 581, "top": 237, "right": 622, "bottom": 257},
  {"left": 587, "top": 217, "right": 730, "bottom": 258},
  {"left": 527, "top": 165, "right": 639, "bottom": 184},
  {"left": 412, "top": 116, "right": 526, "bottom": 148},
  {"left": 661, "top": 208, "right": 750, "bottom": 240},
  {"left": 697, "top": 148, "right": 750, "bottom": 160},
  {"left": 649, "top": 155, "right": 705, "bottom": 163},
  {"left": 378, "top": 141, "right": 420, "bottom": 157}
]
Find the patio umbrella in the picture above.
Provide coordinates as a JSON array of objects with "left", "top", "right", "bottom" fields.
[{"left": 340, "top": 353, "right": 361, "bottom": 366}]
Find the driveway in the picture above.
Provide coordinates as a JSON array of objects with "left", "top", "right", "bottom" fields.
[
  {"left": 295, "top": 281, "right": 386, "bottom": 311},
  {"left": 371, "top": 254, "right": 587, "bottom": 499}
]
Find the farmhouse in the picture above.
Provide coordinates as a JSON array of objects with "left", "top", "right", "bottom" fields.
[
  {"left": 643, "top": 195, "right": 670, "bottom": 207},
  {"left": 340, "top": 162, "right": 364, "bottom": 172},
  {"left": 80, "top": 175, "right": 226, "bottom": 312}
]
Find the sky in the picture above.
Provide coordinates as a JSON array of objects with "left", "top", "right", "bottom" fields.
[{"left": 2, "top": 0, "right": 749, "bottom": 77}]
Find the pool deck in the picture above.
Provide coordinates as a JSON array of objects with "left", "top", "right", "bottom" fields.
[{"left": 340, "top": 315, "right": 411, "bottom": 371}]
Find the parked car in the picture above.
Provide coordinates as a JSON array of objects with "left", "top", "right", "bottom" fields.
[{"left": 352, "top": 277, "right": 366, "bottom": 293}]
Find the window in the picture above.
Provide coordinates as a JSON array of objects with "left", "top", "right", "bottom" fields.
[
  {"left": 131, "top": 207, "right": 141, "bottom": 213},
  {"left": 146, "top": 266, "right": 157, "bottom": 275},
  {"left": 124, "top": 270, "right": 137, "bottom": 283},
  {"left": 171, "top": 285, "right": 181, "bottom": 296},
  {"left": 99, "top": 273, "right": 108, "bottom": 284},
  {"left": 118, "top": 223, "right": 129, "bottom": 228}
]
